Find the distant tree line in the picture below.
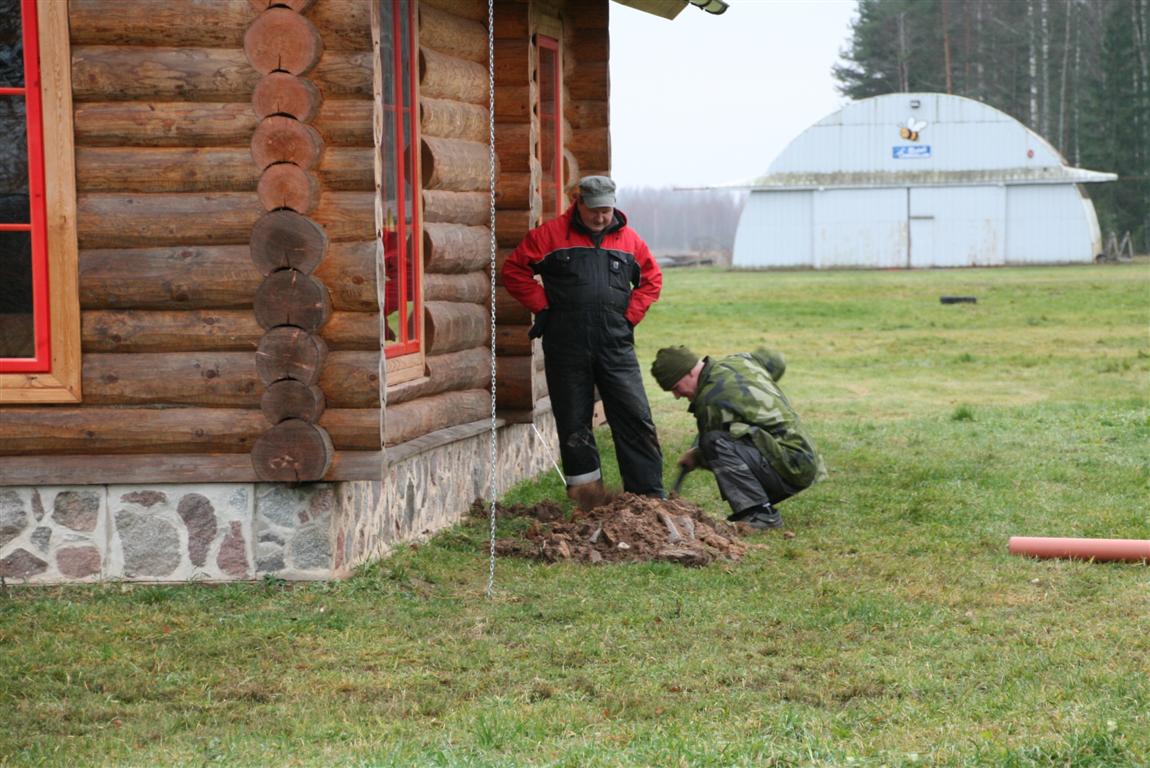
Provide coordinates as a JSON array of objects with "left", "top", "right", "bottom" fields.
[
  {"left": 615, "top": 187, "right": 746, "bottom": 262},
  {"left": 835, "top": 0, "right": 1150, "bottom": 251}
]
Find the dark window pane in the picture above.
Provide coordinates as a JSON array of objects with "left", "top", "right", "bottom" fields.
[
  {"left": 0, "top": 0, "right": 24, "bottom": 89},
  {"left": 0, "top": 97, "right": 29, "bottom": 222},
  {"left": 0, "top": 229, "right": 35, "bottom": 358}
]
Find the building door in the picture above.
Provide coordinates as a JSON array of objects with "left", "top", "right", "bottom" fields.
[{"left": 909, "top": 216, "right": 935, "bottom": 268}]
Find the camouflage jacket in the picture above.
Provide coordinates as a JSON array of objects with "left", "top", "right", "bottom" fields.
[{"left": 688, "top": 348, "right": 826, "bottom": 488}]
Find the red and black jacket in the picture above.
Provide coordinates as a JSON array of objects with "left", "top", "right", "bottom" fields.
[{"left": 501, "top": 205, "right": 662, "bottom": 328}]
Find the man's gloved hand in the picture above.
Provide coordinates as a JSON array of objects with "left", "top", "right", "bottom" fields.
[
  {"left": 677, "top": 448, "right": 699, "bottom": 471},
  {"left": 528, "top": 308, "right": 550, "bottom": 339}
]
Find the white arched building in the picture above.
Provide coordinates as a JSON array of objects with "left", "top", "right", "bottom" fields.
[{"left": 732, "top": 93, "right": 1116, "bottom": 269}]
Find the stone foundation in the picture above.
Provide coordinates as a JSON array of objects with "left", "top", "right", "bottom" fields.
[{"left": 0, "top": 414, "right": 558, "bottom": 584}]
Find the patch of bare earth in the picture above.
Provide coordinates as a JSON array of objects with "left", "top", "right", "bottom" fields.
[{"left": 474, "top": 493, "right": 756, "bottom": 567}]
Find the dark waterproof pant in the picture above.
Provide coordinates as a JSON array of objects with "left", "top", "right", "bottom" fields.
[
  {"left": 698, "top": 430, "right": 801, "bottom": 515},
  {"left": 542, "top": 308, "right": 664, "bottom": 496}
]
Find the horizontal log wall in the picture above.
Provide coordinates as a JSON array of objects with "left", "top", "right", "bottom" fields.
[
  {"left": 245, "top": 4, "right": 340, "bottom": 481},
  {"left": 482, "top": 0, "right": 613, "bottom": 422},
  {"left": 0, "top": 452, "right": 383, "bottom": 485},
  {"left": 3, "top": 0, "right": 604, "bottom": 481},
  {"left": 564, "top": 3, "right": 610, "bottom": 178},
  {"left": 385, "top": 390, "right": 491, "bottom": 446},
  {"left": 387, "top": 347, "right": 491, "bottom": 405},
  {"left": 0, "top": 407, "right": 375, "bottom": 455},
  {"left": 79, "top": 242, "right": 378, "bottom": 312},
  {"left": 81, "top": 312, "right": 379, "bottom": 355},
  {"left": 74, "top": 99, "right": 372, "bottom": 148},
  {"left": 422, "top": 0, "right": 488, "bottom": 23},
  {"left": 71, "top": 48, "right": 372, "bottom": 102},
  {"left": 68, "top": 0, "right": 370, "bottom": 51},
  {"left": 0, "top": 0, "right": 388, "bottom": 482},
  {"left": 491, "top": 0, "right": 539, "bottom": 418},
  {"left": 296, "top": 0, "right": 378, "bottom": 458},
  {"left": 423, "top": 190, "right": 489, "bottom": 226},
  {"left": 393, "top": 1, "right": 508, "bottom": 443}
]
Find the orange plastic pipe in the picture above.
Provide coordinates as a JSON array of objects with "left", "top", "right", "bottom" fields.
[{"left": 1008, "top": 536, "right": 1150, "bottom": 563}]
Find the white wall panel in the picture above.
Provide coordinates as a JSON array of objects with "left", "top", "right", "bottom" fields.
[
  {"left": 732, "top": 191, "right": 812, "bottom": 268},
  {"left": 1005, "top": 186, "right": 1100, "bottom": 264},
  {"left": 812, "top": 188, "right": 906, "bottom": 268},
  {"left": 910, "top": 186, "right": 1005, "bottom": 266}
]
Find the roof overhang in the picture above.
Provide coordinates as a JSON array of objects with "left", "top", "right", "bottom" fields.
[
  {"left": 611, "top": 0, "right": 729, "bottom": 21},
  {"left": 736, "top": 166, "right": 1118, "bottom": 191}
]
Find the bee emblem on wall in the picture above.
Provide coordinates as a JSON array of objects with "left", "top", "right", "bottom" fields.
[{"left": 899, "top": 118, "right": 928, "bottom": 142}]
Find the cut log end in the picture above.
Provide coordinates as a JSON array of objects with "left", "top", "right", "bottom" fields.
[
  {"left": 257, "top": 163, "right": 321, "bottom": 214},
  {"left": 249, "top": 0, "right": 318, "bottom": 11},
  {"left": 251, "top": 115, "right": 324, "bottom": 170},
  {"left": 252, "top": 72, "right": 323, "bottom": 121},
  {"left": 251, "top": 419, "right": 333, "bottom": 482},
  {"left": 243, "top": 7, "right": 324, "bottom": 76},
  {"left": 250, "top": 209, "right": 329, "bottom": 275},
  {"left": 254, "top": 270, "right": 332, "bottom": 332},
  {"left": 255, "top": 325, "right": 329, "bottom": 385},
  {"left": 261, "top": 379, "right": 326, "bottom": 424}
]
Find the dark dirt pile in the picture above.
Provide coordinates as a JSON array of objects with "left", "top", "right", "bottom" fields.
[{"left": 473, "top": 493, "right": 756, "bottom": 567}]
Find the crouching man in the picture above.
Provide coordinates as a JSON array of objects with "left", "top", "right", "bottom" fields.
[{"left": 651, "top": 345, "right": 826, "bottom": 529}]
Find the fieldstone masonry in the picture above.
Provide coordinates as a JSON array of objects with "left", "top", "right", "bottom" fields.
[
  {"left": 0, "top": 415, "right": 558, "bottom": 584},
  {"left": 255, "top": 484, "right": 337, "bottom": 578},
  {"left": 1, "top": 487, "right": 107, "bottom": 582}
]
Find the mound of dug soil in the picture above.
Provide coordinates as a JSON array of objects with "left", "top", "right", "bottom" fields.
[{"left": 474, "top": 493, "right": 752, "bottom": 567}]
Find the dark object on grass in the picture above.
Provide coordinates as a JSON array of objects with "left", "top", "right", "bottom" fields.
[
  {"left": 728, "top": 502, "right": 782, "bottom": 530},
  {"left": 940, "top": 296, "right": 978, "bottom": 304},
  {"left": 670, "top": 465, "right": 691, "bottom": 495}
]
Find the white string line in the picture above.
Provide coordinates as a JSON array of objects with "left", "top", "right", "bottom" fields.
[{"left": 531, "top": 423, "right": 566, "bottom": 487}]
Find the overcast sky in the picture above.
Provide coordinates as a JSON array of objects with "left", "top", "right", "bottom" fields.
[{"left": 608, "top": 0, "right": 858, "bottom": 189}]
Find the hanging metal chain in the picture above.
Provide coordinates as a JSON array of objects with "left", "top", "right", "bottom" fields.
[{"left": 486, "top": 0, "right": 498, "bottom": 599}]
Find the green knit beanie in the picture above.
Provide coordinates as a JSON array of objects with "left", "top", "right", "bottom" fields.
[{"left": 651, "top": 346, "right": 700, "bottom": 390}]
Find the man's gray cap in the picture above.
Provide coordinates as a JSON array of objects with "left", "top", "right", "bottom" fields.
[{"left": 578, "top": 175, "right": 616, "bottom": 208}]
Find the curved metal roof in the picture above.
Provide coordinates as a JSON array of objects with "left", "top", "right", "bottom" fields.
[{"left": 745, "top": 92, "right": 1115, "bottom": 189}]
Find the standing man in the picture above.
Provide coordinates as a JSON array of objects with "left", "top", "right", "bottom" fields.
[
  {"left": 502, "top": 175, "right": 665, "bottom": 506},
  {"left": 651, "top": 345, "right": 826, "bottom": 529}
]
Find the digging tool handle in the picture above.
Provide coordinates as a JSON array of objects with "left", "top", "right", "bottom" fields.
[{"left": 671, "top": 465, "right": 691, "bottom": 494}]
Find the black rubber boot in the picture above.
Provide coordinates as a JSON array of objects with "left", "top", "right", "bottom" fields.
[{"left": 728, "top": 502, "right": 782, "bottom": 530}]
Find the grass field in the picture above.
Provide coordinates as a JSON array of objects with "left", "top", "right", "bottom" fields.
[{"left": 3, "top": 262, "right": 1148, "bottom": 767}]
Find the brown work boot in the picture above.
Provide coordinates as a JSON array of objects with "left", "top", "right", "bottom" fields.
[{"left": 566, "top": 479, "right": 610, "bottom": 512}]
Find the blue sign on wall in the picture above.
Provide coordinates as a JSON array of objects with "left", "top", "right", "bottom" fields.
[{"left": 893, "top": 145, "right": 932, "bottom": 159}]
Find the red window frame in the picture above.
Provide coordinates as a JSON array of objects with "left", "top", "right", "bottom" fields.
[
  {"left": 381, "top": 0, "right": 422, "bottom": 360},
  {"left": 536, "top": 35, "right": 563, "bottom": 220},
  {"left": 0, "top": 0, "right": 51, "bottom": 373}
]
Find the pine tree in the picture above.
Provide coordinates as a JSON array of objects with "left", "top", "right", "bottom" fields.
[{"left": 1080, "top": 0, "right": 1150, "bottom": 247}]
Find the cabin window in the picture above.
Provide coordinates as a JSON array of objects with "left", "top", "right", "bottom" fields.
[
  {"left": 379, "top": 0, "right": 423, "bottom": 383},
  {"left": 536, "top": 35, "right": 563, "bottom": 221},
  {"left": 0, "top": 0, "right": 80, "bottom": 403},
  {"left": 0, "top": 0, "right": 46, "bottom": 368}
]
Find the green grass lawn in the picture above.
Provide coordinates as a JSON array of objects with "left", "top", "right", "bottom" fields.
[{"left": 3, "top": 262, "right": 1149, "bottom": 767}]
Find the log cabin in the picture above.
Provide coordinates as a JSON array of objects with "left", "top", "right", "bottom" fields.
[{"left": 0, "top": 0, "right": 725, "bottom": 583}]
